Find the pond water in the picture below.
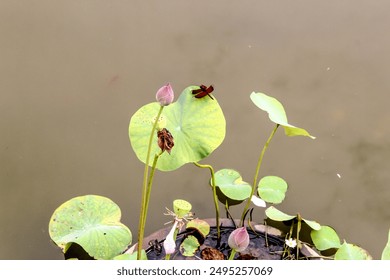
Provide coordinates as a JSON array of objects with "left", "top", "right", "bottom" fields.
[{"left": 1, "top": 1, "right": 389, "bottom": 259}]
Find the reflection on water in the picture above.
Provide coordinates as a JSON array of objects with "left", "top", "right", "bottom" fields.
[{"left": 1, "top": 1, "right": 389, "bottom": 259}]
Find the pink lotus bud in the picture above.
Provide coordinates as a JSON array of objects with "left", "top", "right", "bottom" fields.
[
  {"left": 156, "top": 83, "right": 174, "bottom": 106},
  {"left": 228, "top": 227, "right": 249, "bottom": 252}
]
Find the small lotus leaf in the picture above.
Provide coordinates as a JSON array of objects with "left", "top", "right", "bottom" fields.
[
  {"left": 214, "top": 169, "right": 252, "bottom": 201},
  {"left": 265, "top": 206, "right": 296, "bottom": 221},
  {"left": 186, "top": 219, "right": 210, "bottom": 238},
  {"left": 129, "top": 86, "right": 226, "bottom": 171},
  {"left": 311, "top": 226, "right": 341, "bottom": 250},
  {"left": 302, "top": 218, "right": 321, "bottom": 231},
  {"left": 250, "top": 92, "right": 315, "bottom": 139},
  {"left": 258, "top": 175, "right": 288, "bottom": 204},
  {"left": 381, "top": 229, "right": 390, "bottom": 260},
  {"left": 180, "top": 235, "right": 200, "bottom": 257},
  {"left": 49, "top": 195, "right": 132, "bottom": 260},
  {"left": 334, "top": 241, "right": 372, "bottom": 260}
]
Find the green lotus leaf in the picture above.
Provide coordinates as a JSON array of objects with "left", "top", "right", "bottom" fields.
[
  {"left": 250, "top": 92, "right": 315, "bottom": 139},
  {"left": 311, "top": 226, "right": 341, "bottom": 251},
  {"left": 302, "top": 218, "right": 321, "bottom": 231},
  {"left": 265, "top": 207, "right": 321, "bottom": 231},
  {"left": 334, "top": 241, "right": 372, "bottom": 260},
  {"left": 186, "top": 219, "right": 210, "bottom": 238},
  {"left": 49, "top": 195, "right": 132, "bottom": 260},
  {"left": 381, "top": 229, "right": 390, "bottom": 260},
  {"left": 129, "top": 86, "right": 226, "bottom": 171},
  {"left": 180, "top": 235, "right": 200, "bottom": 257},
  {"left": 214, "top": 169, "right": 252, "bottom": 201},
  {"left": 265, "top": 206, "right": 295, "bottom": 221},
  {"left": 258, "top": 175, "right": 288, "bottom": 204},
  {"left": 113, "top": 250, "right": 147, "bottom": 260}
]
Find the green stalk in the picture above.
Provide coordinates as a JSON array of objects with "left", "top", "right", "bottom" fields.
[
  {"left": 240, "top": 124, "right": 279, "bottom": 225},
  {"left": 296, "top": 213, "right": 302, "bottom": 259},
  {"left": 284, "top": 220, "right": 295, "bottom": 259},
  {"left": 144, "top": 152, "right": 163, "bottom": 224},
  {"left": 228, "top": 248, "right": 237, "bottom": 260},
  {"left": 193, "top": 162, "right": 220, "bottom": 241},
  {"left": 137, "top": 105, "right": 164, "bottom": 260}
]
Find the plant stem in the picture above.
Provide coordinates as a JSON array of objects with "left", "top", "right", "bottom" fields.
[
  {"left": 137, "top": 105, "right": 164, "bottom": 260},
  {"left": 240, "top": 124, "right": 279, "bottom": 226},
  {"left": 193, "top": 162, "right": 221, "bottom": 241},
  {"left": 296, "top": 213, "right": 302, "bottom": 259},
  {"left": 228, "top": 248, "right": 237, "bottom": 260},
  {"left": 284, "top": 220, "right": 295, "bottom": 259},
  {"left": 144, "top": 152, "right": 163, "bottom": 224}
]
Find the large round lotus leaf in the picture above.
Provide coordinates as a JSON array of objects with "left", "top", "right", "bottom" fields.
[
  {"left": 311, "top": 225, "right": 341, "bottom": 251},
  {"left": 258, "top": 175, "right": 288, "bottom": 204},
  {"left": 49, "top": 195, "right": 132, "bottom": 260},
  {"left": 334, "top": 241, "right": 372, "bottom": 260},
  {"left": 250, "top": 92, "right": 315, "bottom": 139},
  {"left": 129, "top": 86, "right": 226, "bottom": 171},
  {"left": 114, "top": 250, "right": 147, "bottom": 260},
  {"left": 214, "top": 169, "right": 252, "bottom": 201}
]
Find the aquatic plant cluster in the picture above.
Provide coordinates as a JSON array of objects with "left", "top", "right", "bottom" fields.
[{"left": 48, "top": 83, "right": 390, "bottom": 260}]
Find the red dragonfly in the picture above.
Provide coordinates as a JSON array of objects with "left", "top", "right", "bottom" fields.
[{"left": 191, "top": 85, "right": 214, "bottom": 100}]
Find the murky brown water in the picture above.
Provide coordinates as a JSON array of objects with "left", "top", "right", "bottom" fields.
[{"left": 1, "top": 1, "right": 389, "bottom": 259}]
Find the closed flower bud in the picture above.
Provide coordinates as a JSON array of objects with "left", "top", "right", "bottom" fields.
[
  {"left": 156, "top": 83, "right": 174, "bottom": 106},
  {"left": 228, "top": 227, "right": 250, "bottom": 252}
]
